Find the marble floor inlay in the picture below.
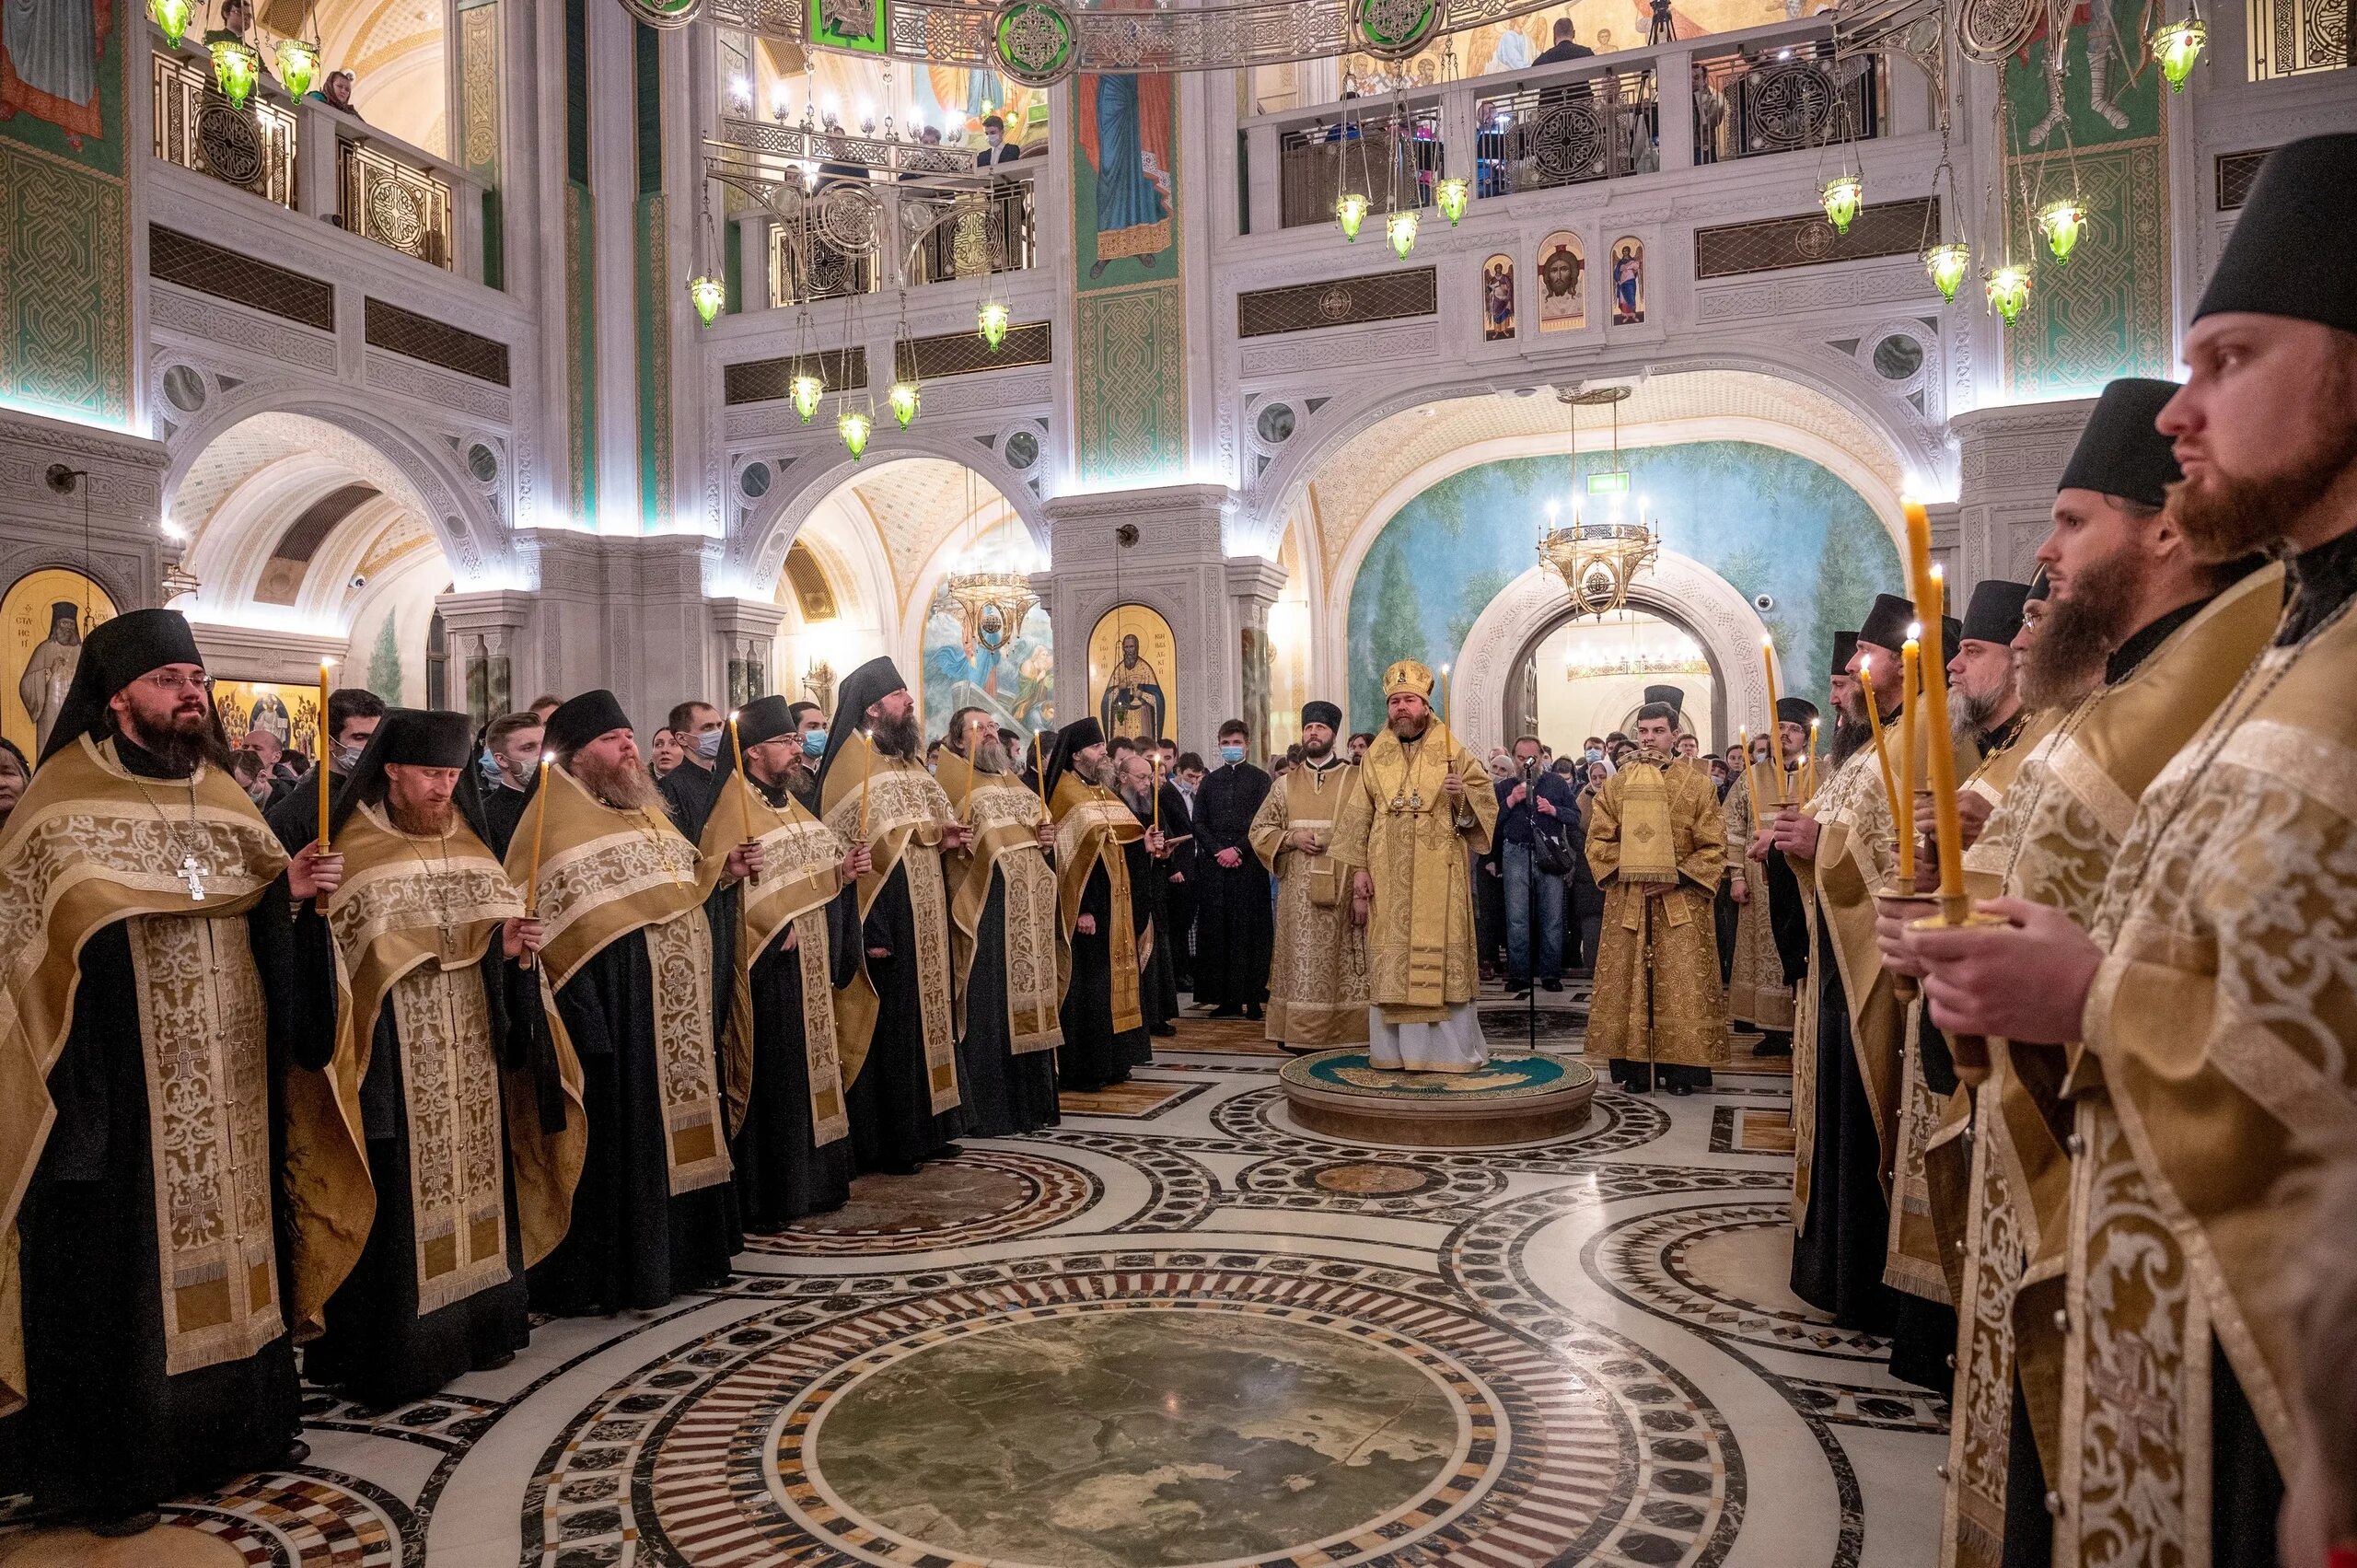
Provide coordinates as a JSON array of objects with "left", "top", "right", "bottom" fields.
[{"left": 1, "top": 993, "right": 1949, "bottom": 1568}]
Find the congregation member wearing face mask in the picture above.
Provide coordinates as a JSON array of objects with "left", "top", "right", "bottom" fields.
[
  {"left": 475, "top": 710, "right": 547, "bottom": 858},
  {"left": 265, "top": 686, "right": 387, "bottom": 853},
  {"left": 784, "top": 702, "right": 828, "bottom": 813},
  {"left": 1191, "top": 719, "right": 1273, "bottom": 1020},
  {"left": 656, "top": 700, "right": 729, "bottom": 842}
]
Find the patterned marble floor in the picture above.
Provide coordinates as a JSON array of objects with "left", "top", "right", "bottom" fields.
[{"left": 2, "top": 993, "right": 1945, "bottom": 1568}]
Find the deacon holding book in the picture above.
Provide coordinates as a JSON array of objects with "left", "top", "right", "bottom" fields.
[
  {"left": 302, "top": 708, "right": 584, "bottom": 1408},
  {"left": 1584, "top": 691, "right": 1728, "bottom": 1094},
  {"left": 506, "top": 691, "right": 746, "bottom": 1314}
]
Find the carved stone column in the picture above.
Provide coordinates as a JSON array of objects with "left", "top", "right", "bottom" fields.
[
  {"left": 708, "top": 596, "right": 788, "bottom": 710},
  {"left": 1950, "top": 397, "right": 2096, "bottom": 594},
  {"left": 1227, "top": 556, "right": 1288, "bottom": 758},
  {"left": 435, "top": 587, "right": 539, "bottom": 726},
  {"left": 1043, "top": 483, "right": 1238, "bottom": 757}
]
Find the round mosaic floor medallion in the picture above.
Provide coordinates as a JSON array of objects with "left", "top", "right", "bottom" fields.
[
  {"left": 1278, "top": 1051, "right": 1596, "bottom": 1147},
  {"left": 529, "top": 1254, "right": 1738, "bottom": 1567},
  {"left": 1585, "top": 1201, "right": 1892, "bottom": 1359},
  {"left": 746, "top": 1148, "right": 1098, "bottom": 1255}
]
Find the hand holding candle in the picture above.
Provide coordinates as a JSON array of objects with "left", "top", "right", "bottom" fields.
[{"left": 316, "top": 659, "right": 334, "bottom": 852}]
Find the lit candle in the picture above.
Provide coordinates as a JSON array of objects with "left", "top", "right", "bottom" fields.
[
  {"left": 526, "top": 756, "right": 552, "bottom": 913},
  {"left": 857, "top": 728, "right": 872, "bottom": 842},
  {"left": 317, "top": 659, "right": 334, "bottom": 852},
  {"left": 1033, "top": 731, "right": 1050, "bottom": 815},
  {"left": 1805, "top": 717, "right": 1820, "bottom": 796},
  {"left": 728, "top": 710, "right": 758, "bottom": 849},
  {"left": 1739, "top": 726, "right": 1763, "bottom": 832},
  {"left": 1857, "top": 656, "right": 1903, "bottom": 845},
  {"left": 1898, "top": 628, "right": 1920, "bottom": 886},
  {"left": 1759, "top": 636, "right": 1786, "bottom": 804},
  {"left": 1438, "top": 661, "right": 1454, "bottom": 734},
  {"left": 1921, "top": 563, "right": 1965, "bottom": 902},
  {"left": 959, "top": 713, "right": 976, "bottom": 824}
]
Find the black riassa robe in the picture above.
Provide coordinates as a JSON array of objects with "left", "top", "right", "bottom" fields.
[
  {"left": 1056, "top": 854, "right": 1150, "bottom": 1090},
  {"left": 479, "top": 782, "right": 529, "bottom": 860},
  {"left": 1190, "top": 761, "right": 1272, "bottom": 1010},
  {"left": 953, "top": 877, "right": 1062, "bottom": 1137},
  {"left": 1156, "top": 780, "right": 1196, "bottom": 989},
  {"left": 528, "top": 928, "right": 737, "bottom": 1315},
  {"left": 842, "top": 862, "right": 964, "bottom": 1173},
  {"left": 1130, "top": 827, "right": 1178, "bottom": 1034},
  {"left": 14, "top": 753, "right": 333, "bottom": 1518},
  {"left": 658, "top": 761, "right": 726, "bottom": 845},
  {"left": 1788, "top": 923, "right": 1896, "bottom": 1331},
  {"left": 706, "top": 790, "right": 861, "bottom": 1229},
  {"left": 303, "top": 946, "right": 541, "bottom": 1407},
  {"left": 262, "top": 763, "right": 343, "bottom": 853}
]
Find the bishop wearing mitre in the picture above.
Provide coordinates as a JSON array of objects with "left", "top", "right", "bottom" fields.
[
  {"left": 0, "top": 610, "right": 348, "bottom": 1535},
  {"left": 935, "top": 707, "right": 1062, "bottom": 1135},
  {"left": 507, "top": 691, "right": 748, "bottom": 1315},
  {"left": 699, "top": 694, "right": 868, "bottom": 1230},
  {"left": 300, "top": 708, "right": 585, "bottom": 1409},
  {"left": 1334, "top": 660, "right": 1499, "bottom": 1071},
  {"left": 1250, "top": 699, "right": 1370, "bottom": 1051}
]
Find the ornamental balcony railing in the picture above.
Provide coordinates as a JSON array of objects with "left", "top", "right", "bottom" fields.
[
  {"left": 338, "top": 136, "right": 454, "bottom": 270},
  {"left": 1276, "top": 105, "right": 1444, "bottom": 229},
  {"left": 152, "top": 49, "right": 298, "bottom": 209},
  {"left": 767, "top": 169, "right": 1037, "bottom": 307},
  {"left": 1476, "top": 66, "right": 1661, "bottom": 193},
  {"left": 1689, "top": 32, "right": 1882, "bottom": 165}
]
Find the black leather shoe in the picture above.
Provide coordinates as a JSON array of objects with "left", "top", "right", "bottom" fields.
[
  {"left": 1666, "top": 1081, "right": 1693, "bottom": 1097},
  {"left": 1243, "top": 1005, "right": 1263, "bottom": 1021},
  {"left": 280, "top": 1438, "right": 311, "bottom": 1467},
  {"left": 1539, "top": 979, "right": 1563, "bottom": 993}
]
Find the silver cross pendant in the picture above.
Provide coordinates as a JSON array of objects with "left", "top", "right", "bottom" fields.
[{"left": 180, "top": 853, "right": 207, "bottom": 901}]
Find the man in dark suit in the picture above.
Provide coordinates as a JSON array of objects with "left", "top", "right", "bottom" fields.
[
  {"left": 975, "top": 113, "right": 1025, "bottom": 168},
  {"left": 1532, "top": 18, "right": 1596, "bottom": 63}
]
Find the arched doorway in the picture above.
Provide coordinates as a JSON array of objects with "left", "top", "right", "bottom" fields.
[{"left": 1505, "top": 608, "right": 1721, "bottom": 749}]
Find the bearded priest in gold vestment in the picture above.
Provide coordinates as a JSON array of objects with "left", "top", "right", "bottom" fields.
[
  {"left": 1910, "top": 142, "right": 2357, "bottom": 1568},
  {"left": 1585, "top": 696, "right": 1728, "bottom": 1094},
  {"left": 1335, "top": 662, "right": 1498, "bottom": 1072},
  {"left": 1250, "top": 699, "right": 1369, "bottom": 1052}
]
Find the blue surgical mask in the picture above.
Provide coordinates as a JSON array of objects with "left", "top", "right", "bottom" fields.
[
  {"left": 802, "top": 727, "right": 828, "bottom": 758},
  {"left": 694, "top": 728, "right": 724, "bottom": 761},
  {"left": 1220, "top": 743, "right": 1245, "bottom": 764},
  {"left": 1585, "top": 748, "right": 1604, "bottom": 762}
]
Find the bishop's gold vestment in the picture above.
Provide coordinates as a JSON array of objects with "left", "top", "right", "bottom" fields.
[
  {"left": 1332, "top": 726, "right": 1498, "bottom": 1027},
  {"left": 1585, "top": 756, "right": 1729, "bottom": 1069},
  {"left": 1724, "top": 764, "right": 1797, "bottom": 1030},
  {"left": 1249, "top": 757, "right": 1369, "bottom": 1050},
  {"left": 1932, "top": 566, "right": 2282, "bottom": 1568}
]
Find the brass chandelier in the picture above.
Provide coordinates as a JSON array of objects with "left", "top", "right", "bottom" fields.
[
  {"left": 1538, "top": 387, "right": 1658, "bottom": 621},
  {"left": 938, "top": 571, "right": 1039, "bottom": 657}
]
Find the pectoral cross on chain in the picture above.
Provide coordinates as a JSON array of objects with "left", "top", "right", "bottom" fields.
[{"left": 180, "top": 853, "right": 207, "bottom": 901}]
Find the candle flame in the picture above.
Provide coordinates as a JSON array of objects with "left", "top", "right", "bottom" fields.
[
  {"left": 1907, "top": 621, "right": 1922, "bottom": 642},
  {"left": 1930, "top": 563, "right": 1945, "bottom": 582},
  {"left": 1859, "top": 654, "right": 1873, "bottom": 675}
]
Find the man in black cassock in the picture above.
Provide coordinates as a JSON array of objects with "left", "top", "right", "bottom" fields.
[
  {"left": 1190, "top": 717, "right": 1272, "bottom": 1018},
  {"left": 508, "top": 691, "right": 748, "bottom": 1314},
  {"left": 656, "top": 699, "right": 728, "bottom": 842},
  {"left": 1033, "top": 718, "right": 1156, "bottom": 1090},
  {"left": 1117, "top": 749, "right": 1180, "bottom": 1036},
  {"left": 816, "top": 658, "right": 971, "bottom": 1175},
  {"left": 935, "top": 709, "right": 1062, "bottom": 1136},
  {"left": 700, "top": 694, "right": 865, "bottom": 1229},
  {"left": 0, "top": 610, "right": 344, "bottom": 1535},
  {"left": 1776, "top": 594, "right": 1918, "bottom": 1330},
  {"left": 265, "top": 686, "right": 386, "bottom": 852},
  {"left": 300, "top": 709, "right": 583, "bottom": 1409}
]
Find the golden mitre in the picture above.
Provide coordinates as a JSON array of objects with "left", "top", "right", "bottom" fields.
[{"left": 1382, "top": 660, "right": 1435, "bottom": 698}]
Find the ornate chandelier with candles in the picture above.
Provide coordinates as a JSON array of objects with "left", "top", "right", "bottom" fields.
[
  {"left": 938, "top": 571, "right": 1039, "bottom": 657},
  {"left": 1538, "top": 387, "right": 1659, "bottom": 621}
]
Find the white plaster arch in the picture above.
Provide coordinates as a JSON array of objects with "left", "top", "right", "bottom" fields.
[
  {"left": 1241, "top": 352, "right": 1947, "bottom": 563},
  {"left": 1452, "top": 552, "right": 1771, "bottom": 756},
  {"left": 896, "top": 498, "right": 1041, "bottom": 667},
  {"left": 728, "top": 435, "right": 1049, "bottom": 599},
  {"left": 160, "top": 384, "right": 512, "bottom": 589}
]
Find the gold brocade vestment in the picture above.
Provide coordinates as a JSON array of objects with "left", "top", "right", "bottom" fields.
[
  {"left": 696, "top": 772, "right": 855, "bottom": 1145},
  {"left": 1332, "top": 726, "right": 1497, "bottom": 1022},
  {"left": 1049, "top": 772, "right": 1146, "bottom": 1033},
  {"left": 1249, "top": 758, "right": 1369, "bottom": 1050},
  {"left": 819, "top": 736, "right": 962, "bottom": 1113},
  {"left": 934, "top": 752, "right": 1062, "bottom": 1056},
  {"left": 1724, "top": 765, "right": 1799, "bottom": 1031},
  {"left": 505, "top": 765, "right": 736, "bottom": 1196},
  {"left": 1585, "top": 757, "right": 1728, "bottom": 1068},
  {"left": 0, "top": 737, "right": 366, "bottom": 1410},
  {"left": 322, "top": 803, "right": 586, "bottom": 1315}
]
